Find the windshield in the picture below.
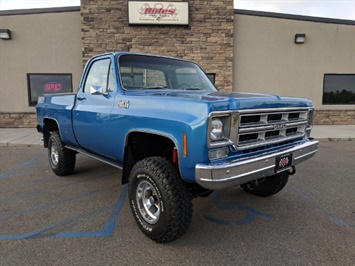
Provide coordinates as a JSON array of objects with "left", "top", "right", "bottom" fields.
[{"left": 118, "top": 54, "right": 218, "bottom": 92}]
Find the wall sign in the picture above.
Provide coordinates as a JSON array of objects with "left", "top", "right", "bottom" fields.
[
  {"left": 27, "top": 73, "right": 73, "bottom": 106},
  {"left": 128, "top": 1, "right": 189, "bottom": 25}
]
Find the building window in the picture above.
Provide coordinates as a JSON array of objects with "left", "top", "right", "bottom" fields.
[
  {"left": 27, "top": 73, "right": 73, "bottom": 106},
  {"left": 322, "top": 74, "right": 355, "bottom": 105},
  {"left": 206, "top": 73, "right": 216, "bottom": 84}
]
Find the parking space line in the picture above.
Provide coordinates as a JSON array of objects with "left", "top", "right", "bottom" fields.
[
  {"left": 0, "top": 184, "right": 120, "bottom": 222},
  {"left": 0, "top": 152, "right": 46, "bottom": 179},
  {"left": 0, "top": 204, "right": 114, "bottom": 240},
  {"left": 52, "top": 185, "right": 128, "bottom": 238},
  {"left": 0, "top": 171, "right": 116, "bottom": 204},
  {"left": 0, "top": 185, "right": 128, "bottom": 240},
  {"left": 0, "top": 174, "right": 55, "bottom": 192},
  {"left": 287, "top": 185, "right": 349, "bottom": 227},
  {"left": 203, "top": 192, "right": 273, "bottom": 225}
]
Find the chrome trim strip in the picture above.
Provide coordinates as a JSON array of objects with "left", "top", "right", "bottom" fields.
[
  {"left": 66, "top": 145, "right": 123, "bottom": 170},
  {"left": 294, "top": 149, "right": 318, "bottom": 161},
  {"left": 236, "top": 133, "right": 305, "bottom": 150},
  {"left": 207, "top": 111, "right": 238, "bottom": 148},
  {"left": 236, "top": 108, "right": 311, "bottom": 150},
  {"left": 238, "top": 107, "right": 311, "bottom": 114},
  {"left": 196, "top": 140, "right": 318, "bottom": 190},
  {"left": 239, "top": 120, "right": 307, "bottom": 133}
]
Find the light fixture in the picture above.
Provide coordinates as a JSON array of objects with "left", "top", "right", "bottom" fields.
[
  {"left": 0, "top": 29, "right": 11, "bottom": 40},
  {"left": 294, "top": 33, "right": 305, "bottom": 44}
]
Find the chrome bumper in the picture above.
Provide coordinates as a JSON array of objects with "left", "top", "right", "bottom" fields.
[{"left": 195, "top": 140, "right": 319, "bottom": 190}]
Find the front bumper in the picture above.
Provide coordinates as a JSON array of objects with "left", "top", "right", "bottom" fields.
[{"left": 195, "top": 139, "right": 319, "bottom": 190}]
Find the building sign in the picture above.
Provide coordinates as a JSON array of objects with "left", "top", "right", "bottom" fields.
[
  {"left": 42, "top": 81, "right": 63, "bottom": 92},
  {"left": 128, "top": 1, "right": 189, "bottom": 25},
  {"left": 27, "top": 73, "right": 72, "bottom": 106}
]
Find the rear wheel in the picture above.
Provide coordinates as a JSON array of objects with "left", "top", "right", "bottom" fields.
[
  {"left": 128, "top": 157, "right": 192, "bottom": 243},
  {"left": 241, "top": 172, "right": 289, "bottom": 197},
  {"left": 48, "top": 131, "right": 76, "bottom": 176}
]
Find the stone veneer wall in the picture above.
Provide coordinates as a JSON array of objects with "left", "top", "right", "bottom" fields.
[
  {"left": 0, "top": 113, "right": 37, "bottom": 128},
  {"left": 81, "top": 0, "right": 234, "bottom": 91},
  {"left": 313, "top": 110, "right": 355, "bottom": 125}
]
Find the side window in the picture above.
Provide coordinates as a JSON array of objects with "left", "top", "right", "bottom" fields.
[{"left": 84, "top": 59, "right": 111, "bottom": 93}]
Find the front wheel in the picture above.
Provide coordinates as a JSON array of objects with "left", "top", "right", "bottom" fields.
[
  {"left": 48, "top": 131, "right": 76, "bottom": 176},
  {"left": 128, "top": 157, "right": 192, "bottom": 243},
  {"left": 241, "top": 172, "right": 289, "bottom": 197}
]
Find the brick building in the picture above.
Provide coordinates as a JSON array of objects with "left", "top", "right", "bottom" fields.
[{"left": 0, "top": 1, "right": 354, "bottom": 127}]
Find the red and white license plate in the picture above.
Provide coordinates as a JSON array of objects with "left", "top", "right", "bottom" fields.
[{"left": 275, "top": 153, "right": 293, "bottom": 173}]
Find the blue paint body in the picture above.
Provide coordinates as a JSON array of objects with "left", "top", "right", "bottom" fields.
[{"left": 36, "top": 52, "right": 313, "bottom": 184}]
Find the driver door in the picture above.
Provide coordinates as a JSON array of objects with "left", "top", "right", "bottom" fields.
[{"left": 73, "top": 57, "right": 117, "bottom": 159}]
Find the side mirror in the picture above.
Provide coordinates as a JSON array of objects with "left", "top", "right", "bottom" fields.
[{"left": 90, "top": 86, "right": 107, "bottom": 95}]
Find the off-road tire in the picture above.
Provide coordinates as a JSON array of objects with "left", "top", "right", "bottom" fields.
[
  {"left": 128, "top": 157, "right": 192, "bottom": 243},
  {"left": 241, "top": 172, "right": 289, "bottom": 197},
  {"left": 48, "top": 131, "right": 76, "bottom": 176}
]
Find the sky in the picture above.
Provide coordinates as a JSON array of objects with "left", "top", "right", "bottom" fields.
[{"left": 0, "top": 0, "right": 354, "bottom": 21}]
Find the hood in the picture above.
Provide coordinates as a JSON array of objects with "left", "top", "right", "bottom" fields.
[{"left": 126, "top": 90, "right": 313, "bottom": 111}]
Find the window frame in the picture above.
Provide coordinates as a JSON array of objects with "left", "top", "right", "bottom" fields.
[
  {"left": 117, "top": 54, "right": 218, "bottom": 92},
  {"left": 322, "top": 73, "right": 355, "bottom": 105},
  {"left": 27, "top": 73, "right": 73, "bottom": 106},
  {"left": 83, "top": 58, "right": 112, "bottom": 94}
]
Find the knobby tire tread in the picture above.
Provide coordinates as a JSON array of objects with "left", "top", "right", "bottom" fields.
[
  {"left": 49, "top": 132, "right": 76, "bottom": 176},
  {"left": 129, "top": 157, "right": 192, "bottom": 243}
]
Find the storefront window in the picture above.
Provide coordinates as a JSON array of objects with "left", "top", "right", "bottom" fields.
[
  {"left": 322, "top": 74, "right": 355, "bottom": 105},
  {"left": 27, "top": 73, "right": 73, "bottom": 106}
]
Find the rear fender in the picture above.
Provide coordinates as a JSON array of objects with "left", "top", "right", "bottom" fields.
[{"left": 42, "top": 118, "right": 60, "bottom": 148}]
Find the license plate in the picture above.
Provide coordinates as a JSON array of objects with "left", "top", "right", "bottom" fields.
[{"left": 275, "top": 153, "right": 293, "bottom": 173}]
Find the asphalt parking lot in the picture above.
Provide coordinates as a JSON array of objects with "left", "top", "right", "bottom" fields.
[{"left": 1, "top": 140, "right": 354, "bottom": 265}]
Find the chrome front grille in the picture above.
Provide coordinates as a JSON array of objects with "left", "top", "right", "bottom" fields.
[{"left": 236, "top": 108, "right": 310, "bottom": 150}]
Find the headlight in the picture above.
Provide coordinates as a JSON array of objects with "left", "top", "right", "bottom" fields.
[
  {"left": 207, "top": 112, "right": 235, "bottom": 148},
  {"left": 210, "top": 118, "right": 224, "bottom": 140}
]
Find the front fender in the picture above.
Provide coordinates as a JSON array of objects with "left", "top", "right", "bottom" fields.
[{"left": 122, "top": 119, "right": 209, "bottom": 183}]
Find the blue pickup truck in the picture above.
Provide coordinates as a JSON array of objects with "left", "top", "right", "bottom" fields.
[{"left": 36, "top": 52, "right": 318, "bottom": 243}]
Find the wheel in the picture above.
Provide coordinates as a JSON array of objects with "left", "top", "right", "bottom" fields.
[
  {"left": 241, "top": 172, "right": 289, "bottom": 197},
  {"left": 48, "top": 131, "right": 76, "bottom": 176},
  {"left": 128, "top": 157, "right": 192, "bottom": 243}
]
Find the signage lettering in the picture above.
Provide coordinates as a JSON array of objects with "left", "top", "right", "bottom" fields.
[
  {"left": 42, "top": 82, "right": 63, "bottom": 92},
  {"left": 128, "top": 1, "right": 189, "bottom": 25},
  {"left": 144, "top": 7, "right": 175, "bottom": 15}
]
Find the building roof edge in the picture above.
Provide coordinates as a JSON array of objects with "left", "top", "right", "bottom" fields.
[
  {"left": 0, "top": 6, "right": 80, "bottom": 16},
  {"left": 234, "top": 9, "right": 355, "bottom": 26}
]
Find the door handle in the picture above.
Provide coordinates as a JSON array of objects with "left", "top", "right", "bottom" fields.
[{"left": 77, "top": 97, "right": 86, "bottom": 101}]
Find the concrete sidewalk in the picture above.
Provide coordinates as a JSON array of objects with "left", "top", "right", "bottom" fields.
[
  {"left": 0, "top": 128, "right": 43, "bottom": 146},
  {"left": 0, "top": 125, "right": 354, "bottom": 147}
]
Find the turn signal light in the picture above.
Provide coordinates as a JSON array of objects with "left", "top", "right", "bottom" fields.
[{"left": 182, "top": 133, "right": 187, "bottom": 157}]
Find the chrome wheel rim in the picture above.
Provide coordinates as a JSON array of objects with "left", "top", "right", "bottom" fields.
[
  {"left": 50, "top": 143, "right": 59, "bottom": 166},
  {"left": 136, "top": 180, "right": 160, "bottom": 224}
]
